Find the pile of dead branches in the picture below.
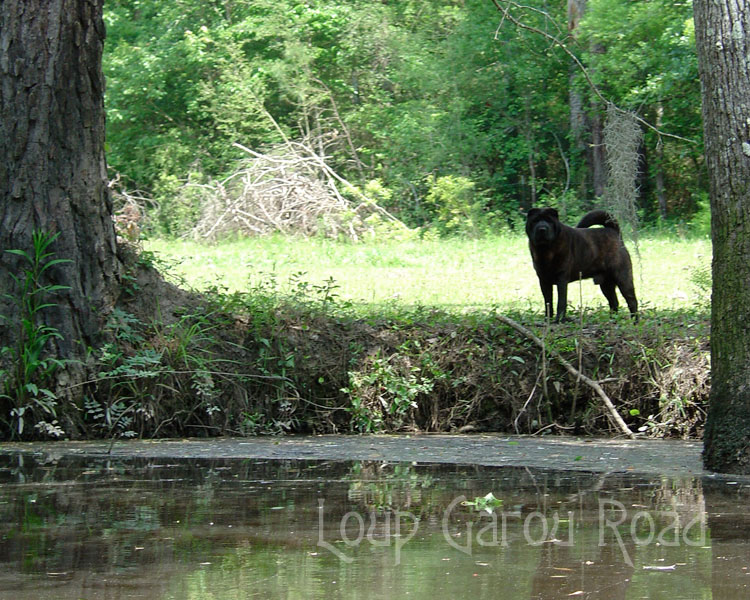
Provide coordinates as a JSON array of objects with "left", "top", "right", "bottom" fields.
[
  {"left": 109, "top": 174, "right": 153, "bottom": 242},
  {"left": 189, "top": 141, "right": 403, "bottom": 241}
]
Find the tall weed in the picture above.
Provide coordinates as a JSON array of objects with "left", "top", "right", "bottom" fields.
[{"left": 0, "top": 231, "right": 71, "bottom": 438}]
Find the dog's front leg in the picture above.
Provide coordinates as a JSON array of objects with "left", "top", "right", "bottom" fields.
[
  {"left": 540, "top": 280, "right": 554, "bottom": 320},
  {"left": 555, "top": 279, "right": 569, "bottom": 322}
]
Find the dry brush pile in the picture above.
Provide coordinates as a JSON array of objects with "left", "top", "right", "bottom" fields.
[
  {"left": 187, "top": 141, "right": 405, "bottom": 241},
  {"left": 110, "top": 137, "right": 410, "bottom": 242}
]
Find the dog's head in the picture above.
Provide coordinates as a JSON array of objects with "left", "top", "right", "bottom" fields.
[{"left": 525, "top": 207, "right": 561, "bottom": 246}]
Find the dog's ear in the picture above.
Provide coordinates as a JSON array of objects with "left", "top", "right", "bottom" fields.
[
  {"left": 526, "top": 207, "right": 541, "bottom": 221},
  {"left": 547, "top": 207, "right": 559, "bottom": 219}
]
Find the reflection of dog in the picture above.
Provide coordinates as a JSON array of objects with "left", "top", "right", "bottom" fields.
[{"left": 525, "top": 207, "right": 638, "bottom": 322}]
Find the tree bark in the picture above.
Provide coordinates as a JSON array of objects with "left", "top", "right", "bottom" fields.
[
  {"left": 694, "top": 0, "right": 750, "bottom": 473},
  {"left": 0, "top": 2, "right": 120, "bottom": 387}
]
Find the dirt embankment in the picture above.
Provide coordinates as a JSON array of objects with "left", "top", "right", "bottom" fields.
[{"left": 76, "top": 260, "right": 708, "bottom": 442}]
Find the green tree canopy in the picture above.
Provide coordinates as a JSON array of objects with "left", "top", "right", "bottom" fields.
[{"left": 103, "top": 0, "right": 706, "bottom": 234}]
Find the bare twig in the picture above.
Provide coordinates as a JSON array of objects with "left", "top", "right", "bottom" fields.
[
  {"left": 496, "top": 314, "right": 636, "bottom": 439},
  {"left": 514, "top": 371, "right": 542, "bottom": 433}
]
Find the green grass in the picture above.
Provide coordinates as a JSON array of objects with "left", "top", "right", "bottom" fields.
[{"left": 144, "top": 233, "right": 711, "bottom": 314}]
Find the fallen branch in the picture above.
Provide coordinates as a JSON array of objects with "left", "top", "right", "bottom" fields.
[{"left": 496, "top": 314, "right": 636, "bottom": 439}]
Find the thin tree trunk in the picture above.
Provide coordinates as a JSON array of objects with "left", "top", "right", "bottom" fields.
[
  {"left": 589, "top": 109, "right": 607, "bottom": 198},
  {"left": 654, "top": 105, "right": 668, "bottom": 219},
  {"left": 568, "top": 0, "right": 588, "bottom": 200},
  {"left": 567, "top": 0, "right": 606, "bottom": 202},
  {"left": 524, "top": 108, "right": 538, "bottom": 206},
  {"left": 694, "top": 0, "right": 750, "bottom": 473},
  {"left": 0, "top": 1, "right": 120, "bottom": 394}
]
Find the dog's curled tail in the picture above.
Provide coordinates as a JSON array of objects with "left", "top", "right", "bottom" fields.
[{"left": 576, "top": 210, "right": 620, "bottom": 232}]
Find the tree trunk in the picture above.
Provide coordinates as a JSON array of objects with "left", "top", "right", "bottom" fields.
[
  {"left": 0, "top": 2, "right": 120, "bottom": 408},
  {"left": 694, "top": 0, "right": 750, "bottom": 473},
  {"left": 568, "top": 0, "right": 588, "bottom": 200},
  {"left": 588, "top": 109, "right": 607, "bottom": 199},
  {"left": 654, "top": 105, "right": 668, "bottom": 219},
  {"left": 567, "top": 0, "right": 607, "bottom": 202},
  {"left": 568, "top": 0, "right": 587, "bottom": 148}
]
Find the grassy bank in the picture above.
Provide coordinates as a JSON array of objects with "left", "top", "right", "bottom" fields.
[
  {"left": 144, "top": 233, "right": 711, "bottom": 313},
  {"left": 1, "top": 234, "right": 710, "bottom": 440},
  {"left": 89, "top": 234, "right": 707, "bottom": 441},
  {"left": 101, "top": 255, "right": 708, "bottom": 441}
]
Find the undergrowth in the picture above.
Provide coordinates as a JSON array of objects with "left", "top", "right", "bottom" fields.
[
  {"left": 0, "top": 231, "right": 71, "bottom": 439},
  {"left": 0, "top": 244, "right": 710, "bottom": 441}
]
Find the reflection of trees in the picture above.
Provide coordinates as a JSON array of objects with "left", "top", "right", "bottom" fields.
[
  {"left": 339, "top": 462, "right": 714, "bottom": 599},
  {"left": 0, "top": 455, "right": 340, "bottom": 573},
  {"left": 527, "top": 473, "right": 708, "bottom": 599},
  {"left": 703, "top": 478, "right": 750, "bottom": 600},
  {"left": 345, "top": 462, "right": 434, "bottom": 513},
  {"left": 0, "top": 453, "right": 726, "bottom": 599}
]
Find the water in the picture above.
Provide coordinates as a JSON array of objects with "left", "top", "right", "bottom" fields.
[{"left": 0, "top": 453, "right": 748, "bottom": 599}]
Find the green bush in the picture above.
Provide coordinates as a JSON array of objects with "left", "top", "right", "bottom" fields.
[
  {"left": 149, "top": 173, "right": 206, "bottom": 238},
  {"left": 425, "top": 175, "right": 493, "bottom": 237}
]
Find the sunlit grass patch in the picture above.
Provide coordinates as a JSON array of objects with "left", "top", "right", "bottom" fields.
[{"left": 143, "top": 233, "right": 711, "bottom": 315}]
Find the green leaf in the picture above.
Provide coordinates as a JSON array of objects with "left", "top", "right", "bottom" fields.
[
  {"left": 5, "top": 248, "right": 31, "bottom": 261},
  {"left": 462, "top": 492, "right": 504, "bottom": 513}
]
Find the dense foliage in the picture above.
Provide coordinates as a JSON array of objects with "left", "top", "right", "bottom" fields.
[{"left": 103, "top": 0, "right": 704, "bottom": 235}]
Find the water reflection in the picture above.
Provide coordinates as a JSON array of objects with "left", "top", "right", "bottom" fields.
[{"left": 0, "top": 452, "right": 748, "bottom": 598}]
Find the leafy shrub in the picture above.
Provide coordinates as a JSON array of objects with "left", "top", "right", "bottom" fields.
[
  {"left": 688, "top": 194, "right": 711, "bottom": 237},
  {"left": 424, "top": 175, "right": 492, "bottom": 237},
  {"left": 0, "top": 231, "right": 72, "bottom": 439},
  {"left": 152, "top": 173, "right": 206, "bottom": 237},
  {"left": 344, "top": 348, "right": 434, "bottom": 433},
  {"left": 690, "top": 260, "right": 711, "bottom": 306},
  {"left": 537, "top": 190, "right": 585, "bottom": 225}
]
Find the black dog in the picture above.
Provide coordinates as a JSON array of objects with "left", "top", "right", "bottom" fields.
[{"left": 525, "top": 207, "right": 638, "bottom": 322}]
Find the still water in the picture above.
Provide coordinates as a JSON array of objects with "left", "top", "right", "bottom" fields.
[{"left": 0, "top": 452, "right": 748, "bottom": 599}]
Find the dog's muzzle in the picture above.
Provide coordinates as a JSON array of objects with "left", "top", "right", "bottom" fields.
[{"left": 532, "top": 222, "right": 555, "bottom": 244}]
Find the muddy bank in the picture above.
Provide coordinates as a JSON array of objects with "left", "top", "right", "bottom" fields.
[
  {"left": 52, "top": 260, "right": 705, "bottom": 442},
  {"left": 0, "top": 434, "right": 713, "bottom": 478},
  {"left": 0, "top": 251, "right": 709, "bottom": 441}
]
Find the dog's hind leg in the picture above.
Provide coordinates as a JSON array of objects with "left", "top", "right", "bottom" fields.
[
  {"left": 599, "top": 280, "right": 620, "bottom": 313},
  {"left": 616, "top": 277, "right": 638, "bottom": 319}
]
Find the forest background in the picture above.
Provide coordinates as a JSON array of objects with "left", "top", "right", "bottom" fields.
[
  {"left": 0, "top": 0, "right": 710, "bottom": 441},
  {"left": 103, "top": 0, "right": 706, "bottom": 239}
]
